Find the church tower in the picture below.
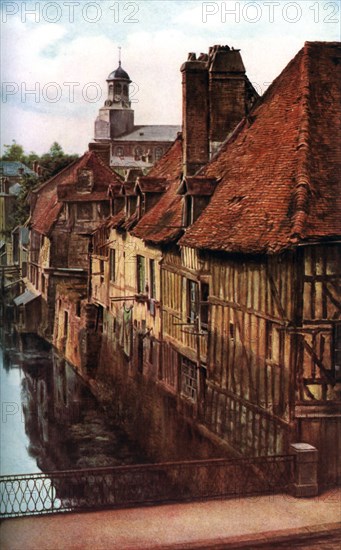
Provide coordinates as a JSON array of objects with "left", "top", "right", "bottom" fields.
[{"left": 94, "top": 56, "right": 134, "bottom": 140}]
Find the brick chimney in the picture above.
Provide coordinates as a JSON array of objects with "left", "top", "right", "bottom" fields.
[
  {"left": 181, "top": 53, "right": 209, "bottom": 177},
  {"left": 181, "top": 45, "right": 258, "bottom": 175}
]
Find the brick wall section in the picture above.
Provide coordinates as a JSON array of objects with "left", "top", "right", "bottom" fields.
[
  {"left": 181, "top": 58, "right": 209, "bottom": 176},
  {"left": 209, "top": 76, "right": 246, "bottom": 143}
]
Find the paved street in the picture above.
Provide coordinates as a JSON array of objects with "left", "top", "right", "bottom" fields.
[{"left": 1, "top": 488, "right": 340, "bottom": 549}]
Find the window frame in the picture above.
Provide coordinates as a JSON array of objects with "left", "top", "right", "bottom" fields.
[
  {"left": 109, "top": 248, "right": 116, "bottom": 283},
  {"left": 180, "top": 356, "right": 197, "bottom": 402},
  {"left": 333, "top": 323, "right": 341, "bottom": 382},
  {"left": 76, "top": 202, "right": 93, "bottom": 221},
  {"left": 149, "top": 258, "right": 156, "bottom": 299},
  {"left": 187, "top": 279, "right": 199, "bottom": 324},
  {"left": 136, "top": 254, "right": 146, "bottom": 294}
]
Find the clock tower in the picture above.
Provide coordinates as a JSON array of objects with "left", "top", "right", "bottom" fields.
[{"left": 94, "top": 58, "right": 134, "bottom": 140}]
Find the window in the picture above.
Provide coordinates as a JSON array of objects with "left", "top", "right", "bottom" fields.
[
  {"left": 109, "top": 249, "right": 116, "bottom": 282},
  {"left": 95, "top": 305, "right": 104, "bottom": 333},
  {"left": 135, "top": 146, "right": 143, "bottom": 159},
  {"left": 99, "top": 202, "right": 110, "bottom": 219},
  {"left": 41, "top": 274, "right": 45, "bottom": 294},
  {"left": 76, "top": 301, "right": 81, "bottom": 317},
  {"left": 64, "top": 311, "right": 68, "bottom": 338},
  {"left": 187, "top": 280, "right": 198, "bottom": 323},
  {"left": 126, "top": 196, "right": 137, "bottom": 217},
  {"left": 200, "top": 283, "right": 209, "bottom": 330},
  {"left": 149, "top": 339, "right": 154, "bottom": 364},
  {"left": 333, "top": 324, "right": 341, "bottom": 382},
  {"left": 99, "top": 259, "right": 104, "bottom": 284},
  {"left": 77, "top": 169, "right": 93, "bottom": 193},
  {"left": 123, "top": 84, "right": 128, "bottom": 96},
  {"left": 229, "top": 322, "right": 235, "bottom": 340},
  {"left": 155, "top": 147, "right": 163, "bottom": 161},
  {"left": 115, "top": 82, "right": 122, "bottom": 94},
  {"left": 185, "top": 196, "right": 193, "bottom": 227},
  {"left": 149, "top": 259, "right": 156, "bottom": 299},
  {"left": 137, "top": 255, "right": 146, "bottom": 294},
  {"left": 266, "top": 321, "right": 273, "bottom": 360},
  {"left": 116, "top": 146, "right": 124, "bottom": 157},
  {"left": 137, "top": 192, "right": 145, "bottom": 218},
  {"left": 76, "top": 203, "right": 93, "bottom": 221},
  {"left": 181, "top": 356, "right": 197, "bottom": 402}
]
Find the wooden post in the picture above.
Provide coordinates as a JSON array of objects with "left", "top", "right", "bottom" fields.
[{"left": 291, "top": 442, "right": 318, "bottom": 497}]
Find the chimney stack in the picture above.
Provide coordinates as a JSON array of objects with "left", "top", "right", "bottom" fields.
[
  {"left": 181, "top": 53, "right": 209, "bottom": 176},
  {"left": 181, "top": 45, "right": 258, "bottom": 175}
]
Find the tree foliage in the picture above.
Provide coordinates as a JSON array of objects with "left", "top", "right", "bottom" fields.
[
  {"left": 39, "top": 142, "right": 79, "bottom": 180},
  {"left": 1, "top": 140, "right": 78, "bottom": 181},
  {"left": 1, "top": 141, "right": 79, "bottom": 229}
]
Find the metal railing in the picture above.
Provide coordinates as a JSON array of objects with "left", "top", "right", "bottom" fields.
[{"left": 1, "top": 455, "right": 294, "bottom": 518}]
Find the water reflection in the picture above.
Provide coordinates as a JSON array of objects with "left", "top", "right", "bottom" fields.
[{"left": 1, "top": 331, "right": 147, "bottom": 476}]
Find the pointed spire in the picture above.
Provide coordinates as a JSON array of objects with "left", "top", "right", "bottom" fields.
[{"left": 118, "top": 46, "right": 122, "bottom": 67}]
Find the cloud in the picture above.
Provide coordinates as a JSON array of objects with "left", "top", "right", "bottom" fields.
[
  {"left": 1, "top": 103, "right": 92, "bottom": 155},
  {"left": 1, "top": 0, "right": 339, "bottom": 155}
]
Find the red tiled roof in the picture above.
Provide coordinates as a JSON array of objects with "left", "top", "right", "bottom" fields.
[
  {"left": 132, "top": 136, "right": 184, "bottom": 244},
  {"left": 181, "top": 42, "right": 341, "bottom": 254},
  {"left": 30, "top": 151, "right": 122, "bottom": 235}
]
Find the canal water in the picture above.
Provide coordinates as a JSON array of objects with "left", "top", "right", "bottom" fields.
[{"left": 0, "top": 330, "right": 148, "bottom": 476}]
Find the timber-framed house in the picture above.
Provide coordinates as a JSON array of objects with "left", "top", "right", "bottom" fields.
[
  {"left": 46, "top": 42, "right": 340, "bottom": 480},
  {"left": 15, "top": 151, "right": 122, "bottom": 342}
]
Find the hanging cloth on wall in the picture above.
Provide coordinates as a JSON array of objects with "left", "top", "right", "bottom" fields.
[{"left": 120, "top": 302, "right": 133, "bottom": 357}]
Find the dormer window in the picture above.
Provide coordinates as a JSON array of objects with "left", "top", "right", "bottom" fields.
[
  {"left": 177, "top": 176, "right": 218, "bottom": 227},
  {"left": 77, "top": 169, "right": 93, "bottom": 194},
  {"left": 185, "top": 195, "right": 194, "bottom": 226},
  {"left": 134, "top": 177, "right": 167, "bottom": 218},
  {"left": 137, "top": 191, "right": 146, "bottom": 218},
  {"left": 126, "top": 195, "right": 137, "bottom": 217}
]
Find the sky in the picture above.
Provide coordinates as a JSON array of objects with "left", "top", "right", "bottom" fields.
[{"left": 1, "top": 0, "right": 340, "bottom": 156}]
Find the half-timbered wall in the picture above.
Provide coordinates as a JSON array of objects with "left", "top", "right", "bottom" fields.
[
  {"left": 201, "top": 250, "right": 297, "bottom": 456},
  {"left": 296, "top": 243, "right": 341, "bottom": 485},
  {"left": 297, "top": 244, "right": 341, "bottom": 402},
  {"left": 161, "top": 248, "right": 209, "bottom": 407},
  {"left": 91, "top": 228, "right": 163, "bottom": 380}
]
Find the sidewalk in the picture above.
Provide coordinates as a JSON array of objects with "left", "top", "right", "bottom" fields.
[{"left": 1, "top": 488, "right": 340, "bottom": 550}]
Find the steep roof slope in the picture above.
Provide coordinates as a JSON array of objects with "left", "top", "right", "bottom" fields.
[
  {"left": 181, "top": 42, "right": 341, "bottom": 254},
  {"left": 130, "top": 135, "right": 183, "bottom": 244},
  {"left": 30, "top": 151, "right": 122, "bottom": 235}
]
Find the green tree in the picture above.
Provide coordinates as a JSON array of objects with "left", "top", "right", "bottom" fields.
[
  {"left": 1, "top": 141, "right": 79, "bottom": 229},
  {"left": 8, "top": 174, "right": 38, "bottom": 229},
  {"left": 39, "top": 142, "right": 78, "bottom": 180},
  {"left": 1, "top": 140, "right": 26, "bottom": 162}
]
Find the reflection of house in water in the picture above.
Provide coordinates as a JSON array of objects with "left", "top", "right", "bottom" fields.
[{"left": 19, "top": 335, "right": 148, "bottom": 471}]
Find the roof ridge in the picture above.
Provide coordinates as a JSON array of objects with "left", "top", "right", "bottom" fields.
[
  {"left": 290, "top": 42, "right": 313, "bottom": 243},
  {"left": 88, "top": 149, "right": 123, "bottom": 182}
]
